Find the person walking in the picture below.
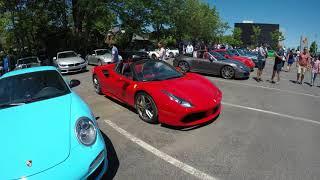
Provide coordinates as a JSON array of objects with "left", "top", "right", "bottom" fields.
[
  {"left": 158, "top": 42, "right": 166, "bottom": 61},
  {"left": 256, "top": 44, "right": 267, "bottom": 82},
  {"left": 271, "top": 44, "right": 284, "bottom": 84},
  {"left": 111, "top": 42, "right": 119, "bottom": 63},
  {"left": 296, "top": 48, "right": 311, "bottom": 84},
  {"left": 310, "top": 55, "right": 320, "bottom": 86},
  {"left": 285, "top": 50, "right": 295, "bottom": 72}
]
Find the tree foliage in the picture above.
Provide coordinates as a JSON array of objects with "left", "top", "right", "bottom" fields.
[
  {"left": 309, "top": 41, "right": 318, "bottom": 56},
  {"left": 0, "top": 0, "right": 226, "bottom": 56},
  {"left": 270, "top": 30, "right": 285, "bottom": 49},
  {"left": 250, "top": 26, "right": 261, "bottom": 47},
  {"left": 220, "top": 27, "right": 243, "bottom": 47}
]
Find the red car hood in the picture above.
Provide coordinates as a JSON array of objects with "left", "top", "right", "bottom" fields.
[
  {"left": 231, "top": 56, "right": 254, "bottom": 68},
  {"left": 148, "top": 73, "right": 221, "bottom": 107}
]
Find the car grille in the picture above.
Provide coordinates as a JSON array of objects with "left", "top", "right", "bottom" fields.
[{"left": 181, "top": 104, "right": 221, "bottom": 123}]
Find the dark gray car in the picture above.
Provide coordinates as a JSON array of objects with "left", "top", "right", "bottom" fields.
[{"left": 173, "top": 51, "right": 250, "bottom": 79}]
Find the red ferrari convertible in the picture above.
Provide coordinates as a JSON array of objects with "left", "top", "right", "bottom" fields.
[{"left": 92, "top": 60, "right": 222, "bottom": 127}]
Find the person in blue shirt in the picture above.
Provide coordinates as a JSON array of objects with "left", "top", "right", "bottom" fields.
[
  {"left": 3, "top": 53, "right": 10, "bottom": 73},
  {"left": 111, "top": 43, "right": 119, "bottom": 63}
]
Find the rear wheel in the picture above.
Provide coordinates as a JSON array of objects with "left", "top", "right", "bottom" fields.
[
  {"left": 178, "top": 61, "right": 190, "bottom": 72},
  {"left": 169, "top": 52, "right": 174, "bottom": 58},
  {"left": 151, "top": 54, "right": 157, "bottom": 60},
  {"left": 221, "top": 66, "right": 235, "bottom": 79},
  {"left": 135, "top": 92, "right": 158, "bottom": 124},
  {"left": 92, "top": 75, "right": 102, "bottom": 95}
]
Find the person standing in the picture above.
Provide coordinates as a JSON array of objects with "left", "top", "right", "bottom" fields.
[
  {"left": 271, "top": 44, "right": 284, "bottom": 84},
  {"left": 186, "top": 43, "right": 193, "bottom": 55},
  {"left": 285, "top": 50, "right": 295, "bottom": 72},
  {"left": 3, "top": 53, "right": 10, "bottom": 74},
  {"left": 310, "top": 55, "right": 320, "bottom": 86},
  {"left": 296, "top": 48, "right": 311, "bottom": 84},
  {"left": 256, "top": 44, "right": 267, "bottom": 82},
  {"left": 158, "top": 42, "right": 166, "bottom": 61},
  {"left": 111, "top": 42, "right": 119, "bottom": 63}
]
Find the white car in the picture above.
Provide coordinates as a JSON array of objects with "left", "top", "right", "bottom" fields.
[
  {"left": 53, "top": 51, "right": 87, "bottom": 74},
  {"left": 147, "top": 48, "right": 180, "bottom": 59},
  {"left": 86, "top": 49, "right": 123, "bottom": 66}
]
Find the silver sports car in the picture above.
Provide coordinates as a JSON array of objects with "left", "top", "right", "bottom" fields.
[
  {"left": 86, "top": 49, "right": 123, "bottom": 65},
  {"left": 173, "top": 51, "right": 250, "bottom": 79},
  {"left": 15, "top": 56, "right": 41, "bottom": 70},
  {"left": 53, "top": 51, "right": 87, "bottom": 74}
]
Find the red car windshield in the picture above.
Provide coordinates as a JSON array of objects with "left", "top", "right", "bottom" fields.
[{"left": 133, "top": 61, "right": 183, "bottom": 82}]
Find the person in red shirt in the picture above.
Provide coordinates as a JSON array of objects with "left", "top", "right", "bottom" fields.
[{"left": 296, "top": 48, "right": 311, "bottom": 84}]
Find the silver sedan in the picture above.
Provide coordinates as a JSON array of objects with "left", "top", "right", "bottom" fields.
[
  {"left": 86, "top": 49, "right": 122, "bottom": 65},
  {"left": 53, "top": 51, "right": 87, "bottom": 74}
]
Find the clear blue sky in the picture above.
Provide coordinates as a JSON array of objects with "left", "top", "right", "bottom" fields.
[{"left": 206, "top": 0, "right": 320, "bottom": 48}]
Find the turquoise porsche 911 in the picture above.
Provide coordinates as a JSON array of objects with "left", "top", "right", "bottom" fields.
[{"left": 0, "top": 66, "right": 107, "bottom": 179}]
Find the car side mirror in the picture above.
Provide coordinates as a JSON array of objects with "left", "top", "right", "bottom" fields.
[
  {"left": 102, "top": 70, "right": 109, "bottom": 77},
  {"left": 69, "top": 79, "right": 80, "bottom": 88},
  {"left": 53, "top": 57, "right": 57, "bottom": 60},
  {"left": 77, "top": 54, "right": 81, "bottom": 57}
]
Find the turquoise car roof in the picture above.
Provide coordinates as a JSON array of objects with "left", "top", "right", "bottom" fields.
[{"left": 0, "top": 66, "right": 58, "bottom": 79}]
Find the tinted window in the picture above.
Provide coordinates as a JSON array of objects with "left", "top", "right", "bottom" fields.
[
  {"left": 0, "top": 70, "right": 70, "bottom": 109},
  {"left": 17, "top": 57, "right": 38, "bottom": 65},
  {"left": 133, "top": 61, "right": 182, "bottom": 82},
  {"left": 96, "top": 49, "right": 110, "bottom": 55},
  {"left": 58, "top": 52, "right": 77, "bottom": 58}
]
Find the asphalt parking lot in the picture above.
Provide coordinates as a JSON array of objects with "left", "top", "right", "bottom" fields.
[{"left": 66, "top": 59, "right": 320, "bottom": 180}]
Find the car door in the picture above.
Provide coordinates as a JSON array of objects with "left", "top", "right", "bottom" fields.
[
  {"left": 196, "top": 52, "right": 216, "bottom": 74},
  {"left": 113, "top": 63, "right": 135, "bottom": 103}
]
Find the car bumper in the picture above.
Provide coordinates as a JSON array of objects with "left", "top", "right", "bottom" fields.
[
  {"left": 235, "top": 69, "right": 250, "bottom": 78},
  {"left": 24, "top": 138, "right": 107, "bottom": 180},
  {"left": 158, "top": 101, "right": 222, "bottom": 127},
  {"left": 58, "top": 63, "right": 87, "bottom": 74}
]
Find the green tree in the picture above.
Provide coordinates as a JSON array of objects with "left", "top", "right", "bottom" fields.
[
  {"left": 270, "top": 30, "right": 285, "bottom": 49},
  {"left": 232, "top": 27, "right": 242, "bottom": 47},
  {"left": 309, "top": 41, "right": 318, "bottom": 56},
  {"left": 250, "top": 26, "right": 261, "bottom": 47}
]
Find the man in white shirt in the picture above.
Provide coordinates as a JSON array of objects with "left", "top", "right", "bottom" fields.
[{"left": 186, "top": 43, "right": 193, "bottom": 55}]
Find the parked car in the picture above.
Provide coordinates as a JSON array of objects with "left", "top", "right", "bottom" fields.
[
  {"left": 0, "top": 66, "right": 107, "bottom": 179},
  {"left": 235, "top": 49, "right": 259, "bottom": 66},
  {"left": 15, "top": 56, "right": 41, "bottom": 70},
  {"left": 92, "top": 59, "right": 222, "bottom": 127},
  {"left": 144, "top": 47, "right": 180, "bottom": 59},
  {"left": 119, "top": 49, "right": 149, "bottom": 62},
  {"left": 53, "top": 51, "right": 87, "bottom": 74},
  {"left": 173, "top": 51, "right": 250, "bottom": 79},
  {"left": 86, "top": 49, "right": 123, "bottom": 66},
  {"left": 213, "top": 49, "right": 255, "bottom": 71}
]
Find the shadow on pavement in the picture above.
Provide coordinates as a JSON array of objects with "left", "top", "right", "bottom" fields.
[
  {"left": 101, "top": 131, "right": 120, "bottom": 180},
  {"left": 289, "top": 80, "right": 298, "bottom": 84},
  {"left": 304, "top": 82, "right": 313, "bottom": 86}
]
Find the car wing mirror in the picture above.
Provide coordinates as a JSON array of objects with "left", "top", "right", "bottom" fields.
[
  {"left": 102, "top": 70, "right": 109, "bottom": 77},
  {"left": 69, "top": 79, "right": 80, "bottom": 88},
  {"left": 77, "top": 54, "right": 81, "bottom": 57}
]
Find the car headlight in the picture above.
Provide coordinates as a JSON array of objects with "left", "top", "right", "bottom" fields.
[
  {"left": 162, "top": 90, "right": 192, "bottom": 108},
  {"left": 75, "top": 117, "right": 97, "bottom": 146}
]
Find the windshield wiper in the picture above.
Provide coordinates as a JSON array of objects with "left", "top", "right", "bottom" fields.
[{"left": 0, "top": 102, "right": 26, "bottom": 108}]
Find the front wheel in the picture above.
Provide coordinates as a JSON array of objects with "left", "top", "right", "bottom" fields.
[
  {"left": 135, "top": 92, "right": 158, "bottom": 124},
  {"left": 92, "top": 75, "right": 103, "bottom": 95},
  {"left": 221, "top": 66, "right": 235, "bottom": 79},
  {"left": 169, "top": 52, "right": 174, "bottom": 58},
  {"left": 178, "top": 61, "right": 190, "bottom": 72}
]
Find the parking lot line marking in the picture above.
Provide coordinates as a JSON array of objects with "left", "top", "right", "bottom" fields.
[
  {"left": 222, "top": 102, "right": 320, "bottom": 125},
  {"left": 212, "top": 79, "right": 320, "bottom": 98},
  {"left": 104, "top": 119, "right": 217, "bottom": 180}
]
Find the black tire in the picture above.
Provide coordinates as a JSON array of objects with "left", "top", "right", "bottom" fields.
[
  {"left": 151, "top": 54, "right": 157, "bottom": 60},
  {"left": 178, "top": 61, "right": 190, "bottom": 72},
  {"left": 169, "top": 52, "right": 174, "bottom": 58},
  {"left": 92, "top": 75, "right": 103, "bottom": 95},
  {"left": 135, "top": 92, "right": 158, "bottom": 124},
  {"left": 221, "top": 66, "right": 235, "bottom": 79}
]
